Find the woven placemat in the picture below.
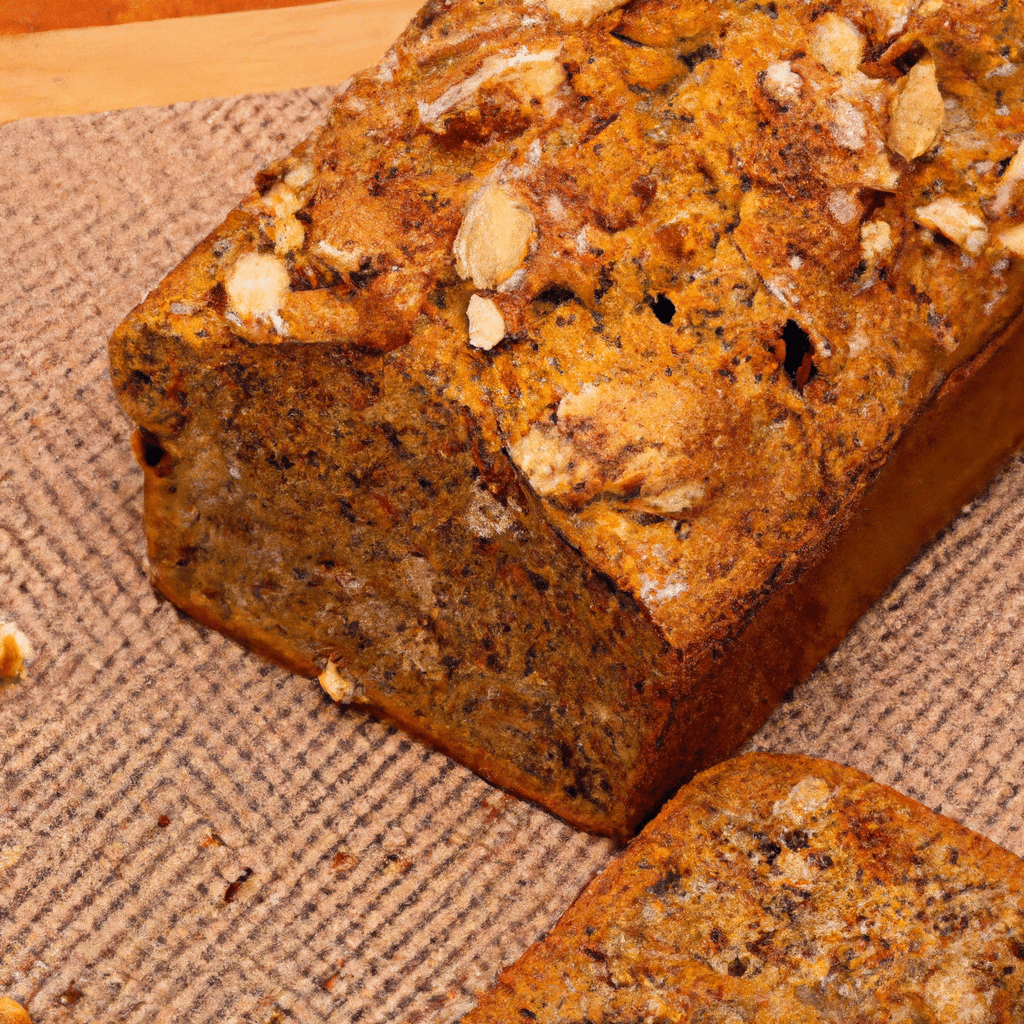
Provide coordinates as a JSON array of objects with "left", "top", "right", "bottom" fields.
[{"left": 2, "top": 88, "right": 1023, "bottom": 1024}]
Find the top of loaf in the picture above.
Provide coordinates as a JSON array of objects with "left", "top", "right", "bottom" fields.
[{"left": 117, "top": 0, "right": 1024, "bottom": 657}]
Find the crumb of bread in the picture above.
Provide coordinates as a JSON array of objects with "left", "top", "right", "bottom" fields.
[
  {"left": 318, "top": 660, "right": 364, "bottom": 703},
  {"left": 0, "top": 997, "right": 34, "bottom": 1024},
  {"left": 761, "top": 61, "right": 802, "bottom": 105},
  {"left": 889, "top": 59, "right": 945, "bottom": 162},
  {"left": 828, "top": 98, "right": 867, "bottom": 151},
  {"left": 0, "top": 624, "right": 34, "bottom": 682},
  {"left": 827, "top": 189, "right": 860, "bottom": 225}
]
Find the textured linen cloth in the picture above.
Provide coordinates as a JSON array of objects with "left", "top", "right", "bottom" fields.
[{"left": 2, "top": 88, "right": 1023, "bottom": 1024}]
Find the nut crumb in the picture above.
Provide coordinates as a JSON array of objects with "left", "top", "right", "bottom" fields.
[
  {"left": 860, "top": 220, "right": 894, "bottom": 265},
  {"left": 0, "top": 624, "right": 34, "bottom": 682},
  {"left": 867, "top": 0, "right": 924, "bottom": 35},
  {"left": 773, "top": 776, "right": 832, "bottom": 820},
  {"left": 319, "top": 659, "right": 364, "bottom": 703},
  {"left": 467, "top": 294, "right": 506, "bottom": 350},
  {"left": 998, "top": 224, "right": 1024, "bottom": 257},
  {"left": 992, "top": 143, "right": 1024, "bottom": 216},
  {"left": 915, "top": 197, "right": 988, "bottom": 254},
  {"left": 225, "top": 252, "right": 290, "bottom": 323},
  {"left": 807, "top": 14, "right": 864, "bottom": 76},
  {"left": 545, "top": 0, "right": 625, "bottom": 24},
  {"left": 762, "top": 61, "right": 802, "bottom": 105}
]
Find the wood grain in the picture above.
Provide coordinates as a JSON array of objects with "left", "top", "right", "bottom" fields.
[
  {"left": 1, "top": 1, "right": 325, "bottom": 35},
  {"left": 0, "top": 0, "right": 421, "bottom": 124}
]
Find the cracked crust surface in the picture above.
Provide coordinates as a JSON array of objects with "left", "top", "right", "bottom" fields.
[
  {"left": 114, "top": 0, "right": 1024, "bottom": 656},
  {"left": 110, "top": 0, "right": 1024, "bottom": 832},
  {"left": 465, "top": 753, "right": 1024, "bottom": 1024}
]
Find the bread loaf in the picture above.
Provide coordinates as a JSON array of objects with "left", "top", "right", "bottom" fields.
[
  {"left": 110, "top": 0, "right": 1024, "bottom": 837},
  {"left": 465, "top": 753, "right": 1024, "bottom": 1023}
]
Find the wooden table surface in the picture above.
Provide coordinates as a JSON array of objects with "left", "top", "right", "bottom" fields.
[
  {"left": 2, "top": 0, "right": 327, "bottom": 35},
  {"left": 0, "top": 0, "right": 422, "bottom": 124}
]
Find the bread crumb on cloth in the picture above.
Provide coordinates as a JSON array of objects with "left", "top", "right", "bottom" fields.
[{"left": 0, "top": 623, "right": 34, "bottom": 682}]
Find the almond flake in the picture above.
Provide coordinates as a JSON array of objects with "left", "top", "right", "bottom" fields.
[
  {"left": 915, "top": 197, "right": 988, "bottom": 254},
  {"left": 888, "top": 59, "right": 944, "bottom": 161},
  {"left": 454, "top": 186, "right": 536, "bottom": 290}
]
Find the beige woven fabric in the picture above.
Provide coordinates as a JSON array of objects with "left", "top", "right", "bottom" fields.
[{"left": 2, "top": 88, "right": 1023, "bottom": 1024}]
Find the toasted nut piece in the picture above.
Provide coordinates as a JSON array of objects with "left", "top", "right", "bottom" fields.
[
  {"left": 915, "top": 197, "right": 988, "bottom": 254},
  {"left": 0, "top": 624, "right": 34, "bottom": 682},
  {"left": 318, "top": 659, "right": 364, "bottom": 703},
  {"left": 225, "top": 252, "right": 290, "bottom": 322},
  {"left": 454, "top": 186, "right": 536, "bottom": 290},
  {"left": 762, "top": 61, "right": 802, "bottom": 105},
  {"left": 888, "top": 59, "right": 944, "bottom": 161},
  {"left": 998, "top": 224, "right": 1024, "bottom": 256},
  {"left": 467, "top": 294, "right": 507, "bottom": 351},
  {"left": 992, "top": 143, "right": 1024, "bottom": 216},
  {"left": 316, "top": 239, "right": 364, "bottom": 273},
  {"left": 807, "top": 14, "right": 864, "bottom": 76},
  {"left": 545, "top": 0, "right": 625, "bottom": 24},
  {"left": 510, "top": 60, "right": 565, "bottom": 103},
  {"left": 827, "top": 189, "right": 861, "bottom": 225},
  {"left": 0, "top": 997, "right": 34, "bottom": 1024},
  {"left": 861, "top": 220, "right": 894, "bottom": 265},
  {"left": 866, "top": 0, "right": 923, "bottom": 34}
]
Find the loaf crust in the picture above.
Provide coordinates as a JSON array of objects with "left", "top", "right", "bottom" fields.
[
  {"left": 110, "top": 0, "right": 1024, "bottom": 836},
  {"left": 464, "top": 753, "right": 1024, "bottom": 1023}
]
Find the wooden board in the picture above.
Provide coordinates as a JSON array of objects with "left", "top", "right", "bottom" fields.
[
  {"left": 2, "top": 1, "right": 327, "bottom": 35},
  {"left": 0, "top": 0, "right": 422, "bottom": 124}
]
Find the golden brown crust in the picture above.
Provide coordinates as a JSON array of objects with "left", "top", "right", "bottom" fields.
[
  {"left": 465, "top": 753, "right": 1024, "bottom": 1023},
  {"left": 114, "top": 0, "right": 1024, "bottom": 651},
  {"left": 109, "top": 0, "right": 1024, "bottom": 834}
]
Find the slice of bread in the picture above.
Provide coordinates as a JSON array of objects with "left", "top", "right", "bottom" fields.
[
  {"left": 110, "top": 0, "right": 1024, "bottom": 836},
  {"left": 465, "top": 753, "right": 1024, "bottom": 1023}
]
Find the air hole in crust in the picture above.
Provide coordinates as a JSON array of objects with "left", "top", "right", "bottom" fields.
[
  {"left": 782, "top": 319, "right": 817, "bottom": 392},
  {"left": 893, "top": 40, "right": 928, "bottom": 76},
  {"left": 650, "top": 293, "right": 675, "bottom": 325},
  {"left": 534, "top": 284, "right": 579, "bottom": 308}
]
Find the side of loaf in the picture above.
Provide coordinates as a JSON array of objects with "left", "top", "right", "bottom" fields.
[
  {"left": 464, "top": 753, "right": 1024, "bottom": 1023},
  {"left": 110, "top": 0, "right": 1024, "bottom": 837}
]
